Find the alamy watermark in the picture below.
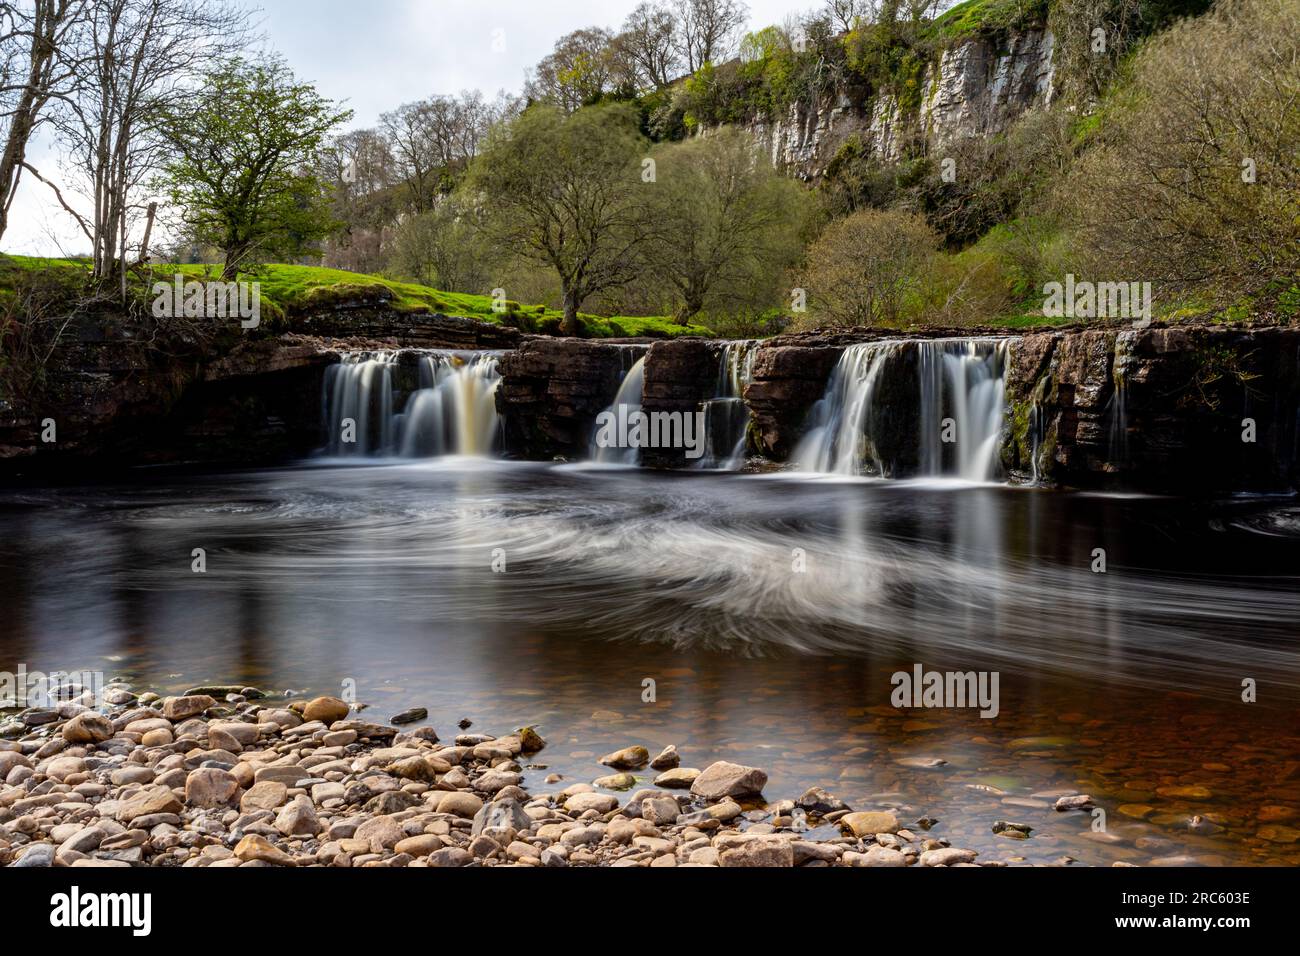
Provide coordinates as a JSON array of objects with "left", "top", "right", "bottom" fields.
[
  {"left": 49, "top": 887, "right": 151, "bottom": 936},
  {"left": 891, "top": 663, "right": 1000, "bottom": 719},
  {"left": 1043, "top": 274, "right": 1152, "bottom": 328},
  {"left": 594, "top": 404, "right": 707, "bottom": 460},
  {"left": 0, "top": 665, "right": 106, "bottom": 709},
  {"left": 151, "top": 274, "right": 261, "bottom": 329}
]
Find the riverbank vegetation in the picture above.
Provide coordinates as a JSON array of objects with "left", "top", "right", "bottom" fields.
[{"left": 1, "top": 0, "right": 1296, "bottom": 344}]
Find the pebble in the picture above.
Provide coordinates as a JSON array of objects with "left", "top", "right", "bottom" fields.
[
  {"left": 650, "top": 745, "right": 680, "bottom": 770},
  {"left": 389, "top": 707, "right": 428, "bottom": 726},
  {"left": 653, "top": 768, "right": 699, "bottom": 789},
  {"left": 4, "top": 682, "right": 1174, "bottom": 871}
]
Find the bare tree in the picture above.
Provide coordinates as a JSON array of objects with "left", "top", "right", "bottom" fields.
[
  {"left": 615, "top": 2, "right": 680, "bottom": 89},
  {"left": 824, "top": 0, "right": 872, "bottom": 32},
  {"left": 0, "top": 0, "right": 87, "bottom": 244},
  {"left": 48, "top": 0, "right": 250, "bottom": 287},
  {"left": 673, "top": 0, "right": 749, "bottom": 73},
  {"left": 380, "top": 99, "right": 442, "bottom": 213},
  {"left": 324, "top": 128, "right": 395, "bottom": 199}
]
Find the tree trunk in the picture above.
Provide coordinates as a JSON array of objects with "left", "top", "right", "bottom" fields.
[
  {"left": 674, "top": 285, "right": 705, "bottom": 325},
  {"left": 560, "top": 288, "right": 582, "bottom": 337}
]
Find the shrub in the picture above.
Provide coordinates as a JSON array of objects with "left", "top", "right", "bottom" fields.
[
  {"left": 1057, "top": 0, "right": 1300, "bottom": 306},
  {"left": 797, "top": 207, "right": 941, "bottom": 327}
]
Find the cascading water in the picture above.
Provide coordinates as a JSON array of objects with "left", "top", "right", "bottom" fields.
[
  {"left": 796, "top": 338, "right": 1011, "bottom": 481},
  {"left": 795, "top": 341, "right": 902, "bottom": 476},
  {"left": 919, "top": 339, "right": 1010, "bottom": 480},
  {"left": 697, "top": 341, "right": 758, "bottom": 471},
  {"left": 322, "top": 350, "right": 503, "bottom": 458},
  {"left": 590, "top": 348, "right": 648, "bottom": 465}
]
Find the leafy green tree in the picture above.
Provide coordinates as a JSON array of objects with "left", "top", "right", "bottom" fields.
[
  {"left": 648, "top": 128, "right": 811, "bottom": 322},
  {"left": 158, "top": 57, "right": 352, "bottom": 279},
  {"left": 466, "top": 103, "right": 657, "bottom": 336}
]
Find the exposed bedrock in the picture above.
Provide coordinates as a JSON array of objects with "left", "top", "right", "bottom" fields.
[
  {"left": 640, "top": 339, "right": 723, "bottom": 468},
  {"left": 4, "top": 296, "right": 1297, "bottom": 497},
  {"left": 495, "top": 339, "right": 640, "bottom": 461},
  {"left": 286, "top": 301, "right": 523, "bottom": 350},
  {"left": 744, "top": 344, "right": 846, "bottom": 461},
  {"left": 1003, "top": 326, "right": 1300, "bottom": 493},
  {"left": 0, "top": 304, "right": 522, "bottom": 474}
]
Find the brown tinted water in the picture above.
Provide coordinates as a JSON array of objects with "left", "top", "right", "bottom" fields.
[{"left": 1, "top": 460, "right": 1298, "bottom": 865}]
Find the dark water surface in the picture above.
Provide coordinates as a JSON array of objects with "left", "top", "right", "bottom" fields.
[{"left": 2, "top": 460, "right": 1299, "bottom": 865}]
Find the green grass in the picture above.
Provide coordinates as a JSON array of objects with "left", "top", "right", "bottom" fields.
[
  {"left": 930, "top": 0, "right": 1050, "bottom": 42},
  {"left": 0, "top": 256, "right": 712, "bottom": 339}
]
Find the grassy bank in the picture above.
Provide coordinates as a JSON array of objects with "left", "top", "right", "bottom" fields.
[{"left": 0, "top": 256, "right": 713, "bottom": 339}]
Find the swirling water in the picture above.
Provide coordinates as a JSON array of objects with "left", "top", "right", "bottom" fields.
[{"left": 2, "top": 460, "right": 1298, "bottom": 865}]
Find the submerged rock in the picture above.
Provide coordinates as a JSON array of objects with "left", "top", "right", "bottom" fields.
[{"left": 599, "top": 746, "right": 650, "bottom": 770}]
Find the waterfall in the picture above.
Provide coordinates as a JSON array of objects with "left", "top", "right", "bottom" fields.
[
  {"left": 698, "top": 341, "right": 759, "bottom": 471},
  {"left": 322, "top": 350, "right": 503, "bottom": 458},
  {"left": 796, "top": 338, "right": 1010, "bottom": 481},
  {"left": 795, "top": 342, "right": 903, "bottom": 476},
  {"left": 591, "top": 348, "right": 648, "bottom": 465},
  {"left": 920, "top": 339, "right": 1010, "bottom": 481}
]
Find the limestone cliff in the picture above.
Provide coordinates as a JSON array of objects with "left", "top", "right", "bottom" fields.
[{"left": 737, "top": 27, "right": 1055, "bottom": 179}]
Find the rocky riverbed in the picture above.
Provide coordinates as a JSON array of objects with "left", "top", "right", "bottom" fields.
[{"left": 0, "top": 683, "right": 1046, "bottom": 869}]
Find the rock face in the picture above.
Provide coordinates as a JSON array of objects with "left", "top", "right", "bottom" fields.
[
  {"left": 1002, "top": 326, "right": 1300, "bottom": 492},
  {"left": 6, "top": 277, "right": 1296, "bottom": 496},
  {"left": 640, "top": 339, "right": 723, "bottom": 468},
  {"left": 0, "top": 300, "right": 519, "bottom": 476},
  {"left": 744, "top": 344, "right": 846, "bottom": 460},
  {"left": 496, "top": 340, "right": 643, "bottom": 460},
  {"left": 287, "top": 302, "right": 522, "bottom": 351},
  {"left": 730, "top": 28, "right": 1055, "bottom": 180}
]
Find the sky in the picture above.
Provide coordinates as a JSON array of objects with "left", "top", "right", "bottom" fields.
[{"left": 5, "top": 0, "right": 808, "bottom": 257}]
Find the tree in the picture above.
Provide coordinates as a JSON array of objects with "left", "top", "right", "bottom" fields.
[
  {"left": 467, "top": 103, "right": 658, "bottom": 336},
  {"left": 380, "top": 99, "right": 444, "bottom": 213},
  {"left": 615, "top": 2, "right": 681, "bottom": 89},
  {"left": 799, "top": 207, "right": 939, "bottom": 326},
  {"left": 50, "top": 0, "right": 250, "bottom": 286},
  {"left": 0, "top": 0, "right": 86, "bottom": 245},
  {"left": 157, "top": 57, "right": 352, "bottom": 279},
  {"left": 527, "top": 28, "right": 618, "bottom": 112},
  {"left": 1060, "top": 0, "right": 1299, "bottom": 299},
  {"left": 389, "top": 198, "right": 497, "bottom": 295},
  {"left": 316, "top": 128, "right": 398, "bottom": 274},
  {"left": 824, "top": 0, "right": 872, "bottom": 32},
  {"left": 649, "top": 128, "right": 809, "bottom": 322},
  {"left": 673, "top": 0, "right": 750, "bottom": 72},
  {"left": 380, "top": 91, "right": 498, "bottom": 213}
]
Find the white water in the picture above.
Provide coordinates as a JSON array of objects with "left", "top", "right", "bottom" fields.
[
  {"left": 591, "top": 350, "right": 648, "bottom": 465},
  {"left": 796, "top": 338, "right": 1011, "bottom": 481},
  {"left": 698, "top": 341, "right": 759, "bottom": 471},
  {"left": 795, "top": 341, "right": 902, "bottom": 476},
  {"left": 322, "top": 350, "right": 503, "bottom": 458}
]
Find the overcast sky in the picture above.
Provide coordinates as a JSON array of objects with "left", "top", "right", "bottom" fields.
[{"left": 6, "top": 0, "right": 808, "bottom": 257}]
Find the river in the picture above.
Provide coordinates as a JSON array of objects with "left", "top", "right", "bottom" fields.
[{"left": 2, "top": 458, "right": 1298, "bottom": 865}]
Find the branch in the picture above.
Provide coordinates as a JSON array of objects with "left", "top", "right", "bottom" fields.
[{"left": 21, "top": 160, "right": 95, "bottom": 243}]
